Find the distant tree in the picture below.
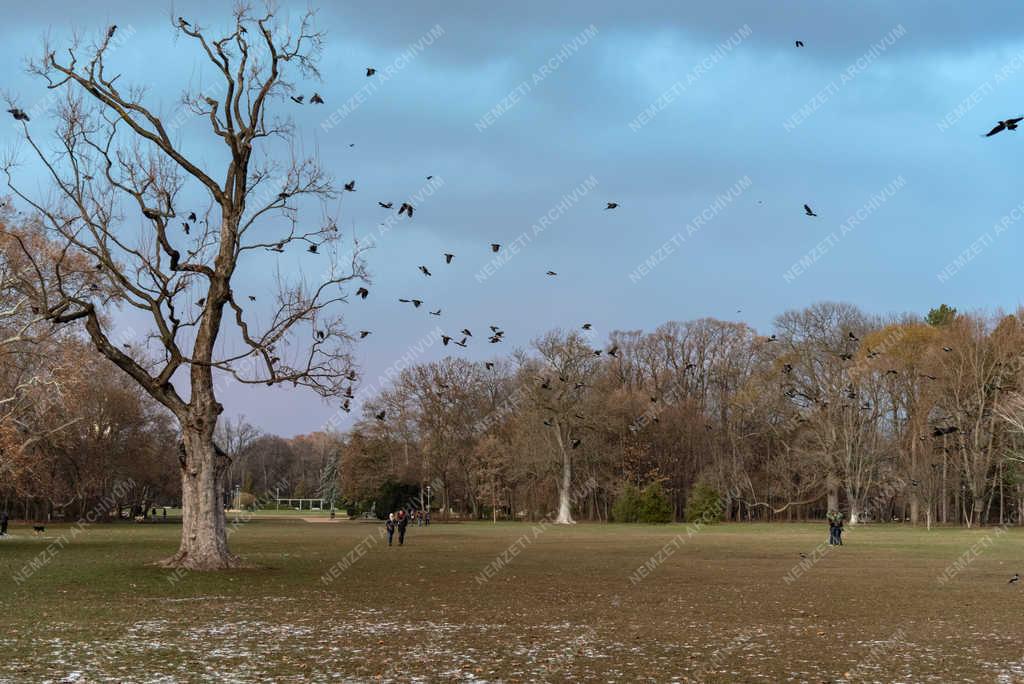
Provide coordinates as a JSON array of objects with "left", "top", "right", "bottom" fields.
[{"left": 926, "top": 304, "right": 957, "bottom": 327}]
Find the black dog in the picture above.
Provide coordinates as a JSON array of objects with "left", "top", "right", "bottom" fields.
[{"left": 32, "top": 525, "right": 45, "bottom": 535}]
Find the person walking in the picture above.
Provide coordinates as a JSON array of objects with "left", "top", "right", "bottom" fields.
[
  {"left": 0, "top": 511, "right": 8, "bottom": 536},
  {"left": 397, "top": 509, "right": 409, "bottom": 546},
  {"left": 827, "top": 511, "right": 838, "bottom": 545},
  {"left": 834, "top": 511, "right": 845, "bottom": 546},
  {"left": 385, "top": 513, "right": 396, "bottom": 546}
]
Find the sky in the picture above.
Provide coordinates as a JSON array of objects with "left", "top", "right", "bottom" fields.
[{"left": 2, "top": 1, "right": 1023, "bottom": 436}]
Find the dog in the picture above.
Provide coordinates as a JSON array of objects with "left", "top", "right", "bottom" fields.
[{"left": 32, "top": 525, "right": 45, "bottom": 535}]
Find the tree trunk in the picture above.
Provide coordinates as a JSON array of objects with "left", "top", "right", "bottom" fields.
[
  {"left": 554, "top": 445, "right": 575, "bottom": 524},
  {"left": 158, "top": 429, "right": 240, "bottom": 570}
]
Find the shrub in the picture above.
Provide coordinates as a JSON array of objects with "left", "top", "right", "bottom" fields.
[
  {"left": 611, "top": 484, "right": 642, "bottom": 522},
  {"left": 685, "top": 483, "right": 723, "bottom": 523},
  {"left": 638, "top": 481, "right": 673, "bottom": 523}
]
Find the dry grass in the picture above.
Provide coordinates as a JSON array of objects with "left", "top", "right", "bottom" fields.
[{"left": 0, "top": 519, "right": 1021, "bottom": 682}]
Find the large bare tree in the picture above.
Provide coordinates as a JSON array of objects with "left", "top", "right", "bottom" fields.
[{"left": 2, "top": 6, "right": 367, "bottom": 568}]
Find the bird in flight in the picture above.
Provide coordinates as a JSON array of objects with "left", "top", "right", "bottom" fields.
[
  {"left": 307, "top": 244, "right": 318, "bottom": 254},
  {"left": 803, "top": 204, "right": 817, "bottom": 217},
  {"left": 366, "top": 67, "right": 376, "bottom": 77},
  {"left": 582, "top": 323, "right": 592, "bottom": 330},
  {"left": 375, "top": 410, "right": 386, "bottom": 421},
  {"left": 290, "top": 95, "right": 305, "bottom": 104},
  {"left": 378, "top": 201, "right": 393, "bottom": 209},
  {"left": 356, "top": 287, "right": 369, "bottom": 299},
  {"left": 795, "top": 40, "right": 804, "bottom": 48},
  {"left": 399, "top": 298, "right": 424, "bottom": 308},
  {"left": 430, "top": 309, "right": 441, "bottom": 316},
  {"left": 182, "top": 222, "right": 190, "bottom": 235},
  {"left": 985, "top": 118, "right": 1024, "bottom": 137},
  {"left": 605, "top": 202, "right": 619, "bottom": 210},
  {"left": 442, "top": 335, "right": 453, "bottom": 346},
  {"left": 344, "top": 180, "right": 356, "bottom": 192},
  {"left": 444, "top": 253, "right": 454, "bottom": 264},
  {"left": 419, "top": 266, "right": 432, "bottom": 277},
  {"left": 485, "top": 362, "right": 494, "bottom": 370},
  {"left": 491, "top": 244, "right": 501, "bottom": 253},
  {"left": 248, "top": 295, "right": 256, "bottom": 302},
  {"left": 188, "top": 211, "right": 197, "bottom": 222},
  {"left": 359, "top": 330, "right": 371, "bottom": 339},
  {"left": 461, "top": 328, "right": 472, "bottom": 337},
  {"left": 546, "top": 271, "right": 557, "bottom": 276},
  {"left": 6, "top": 108, "right": 29, "bottom": 122},
  {"left": 398, "top": 203, "right": 414, "bottom": 218},
  {"left": 453, "top": 337, "right": 468, "bottom": 348},
  {"left": 310, "top": 93, "right": 324, "bottom": 104}
]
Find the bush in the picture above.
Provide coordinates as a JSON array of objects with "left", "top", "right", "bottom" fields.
[
  {"left": 684, "top": 483, "right": 723, "bottom": 523},
  {"left": 611, "top": 484, "right": 642, "bottom": 522},
  {"left": 638, "top": 481, "right": 673, "bottom": 523}
]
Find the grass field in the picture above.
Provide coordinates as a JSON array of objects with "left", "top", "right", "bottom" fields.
[{"left": 0, "top": 519, "right": 1022, "bottom": 682}]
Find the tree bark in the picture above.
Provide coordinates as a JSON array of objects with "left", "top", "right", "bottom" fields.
[
  {"left": 554, "top": 445, "right": 575, "bottom": 524},
  {"left": 157, "top": 427, "right": 241, "bottom": 570}
]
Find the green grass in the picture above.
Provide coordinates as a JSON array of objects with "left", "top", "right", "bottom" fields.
[{"left": 0, "top": 519, "right": 1021, "bottom": 681}]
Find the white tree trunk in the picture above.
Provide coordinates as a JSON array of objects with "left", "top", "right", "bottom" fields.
[
  {"left": 158, "top": 429, "right": 239, "bottom": 569},
  {"left": 554, "top": 446, "right": 575, "bottom": 524}
]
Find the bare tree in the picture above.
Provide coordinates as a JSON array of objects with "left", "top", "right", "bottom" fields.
[{"left": 2, "top": 6, "right": 367, "bottom": 568}]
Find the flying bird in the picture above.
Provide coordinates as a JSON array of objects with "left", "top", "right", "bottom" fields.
[
  {"left": 398, "top": 203, "right": 414, "bottom": 217},
  {"left": 247, "top": 295, "right": 256, "bottom": 302},
  {"left": 182, "top": 222, "right": 190, "bottom": 235},
  {"left": 359, "top": 330, "right": 371, "bottom": 339},
  {"left": 375, "top": 410, "right": 386, "bottom": 421},
  {"left": 546, "top": 271, "right": 557, "bottom": 276},
  {"left": 307, "top": 244, "right": 318, "bottom": 254},
  {"left": 1010, "top": 573, "right": 1020, "bottom": 584},
  {"left": 491, "top": 244, "right": 501, "bottom": 253},
  {"left": 442, "top": 335, "right": 453, "bottom": 346},
  {"left": 444, "top": 253, "right": 454, "bottom": 264},
  {"left": 461, "top": 329, "right": 472, "bottom": 337},
  {"left": 795, "top": 40, "right": 804, "bottom": 48},
  {"left": 356, "top": 287, "right": 369, "bottom": 299},
  {"left": 985, "top": 118, "right": 1024, "bottom": 137},
  {"left": 803, "top": 204, "right": 817, "bottom": 217},
  {"left": 453, "top": 338, "right": 468, "bottom": 348},
  {"left": 6, "top": 108, "right": 29, "bottom": 122},
  {"left": 430, "top": 309, "right": 441, "bottom": 316},
  {"left": 378, "top": 201, "right": 393, "bottom": 209},
  {"left": 582, "top": 323, "right": 592, "bottom": 330},
  {"left": 344, "top": 180, "right": 356, "bottom": 192},
  {"left": 485, "top": 362, "right": 494, "bottom": 370},
  {"left": 290, "top": 95, "right": 305, "bottom": 104},
  {"left": 419, "top": 266, "right": 432, "bottom": 276},
  {"left": 310, "top": 93, "right": 324, "bottom": 104},
  {"left": 605, "top": 202, "right": 618, "bottom": 210},
  {"left": 366, "top": 67, "right": 376, "bottom": 77},
  {"left": 188, "top": 212, "right": 197, "bottom": 222}
]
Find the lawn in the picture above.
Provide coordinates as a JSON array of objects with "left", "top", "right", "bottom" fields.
[{"left": 0, "top": 519, "right": 1021, "bottom": 682}]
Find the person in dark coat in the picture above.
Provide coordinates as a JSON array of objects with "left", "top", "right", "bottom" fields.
[
  {"left": 385, "top": 513, "right": 396, "bottom": 546},
  {"left": 1, "top": 511, "right": 8, "bottom": 536},
  {"left": 397, "top": 510, "right": 409, "bottom": 546}
]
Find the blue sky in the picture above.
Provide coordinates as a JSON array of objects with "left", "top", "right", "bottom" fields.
[{"left": 2, "top": 1, "right": 1023, "bottom": 436}]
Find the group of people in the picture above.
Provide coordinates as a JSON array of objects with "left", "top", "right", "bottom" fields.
[
  {"left": 827, "top": 510, "right": 845, "bottom": 546},
  {"left": 384, "top": 509, "right": 430, "bottom": 546}
]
